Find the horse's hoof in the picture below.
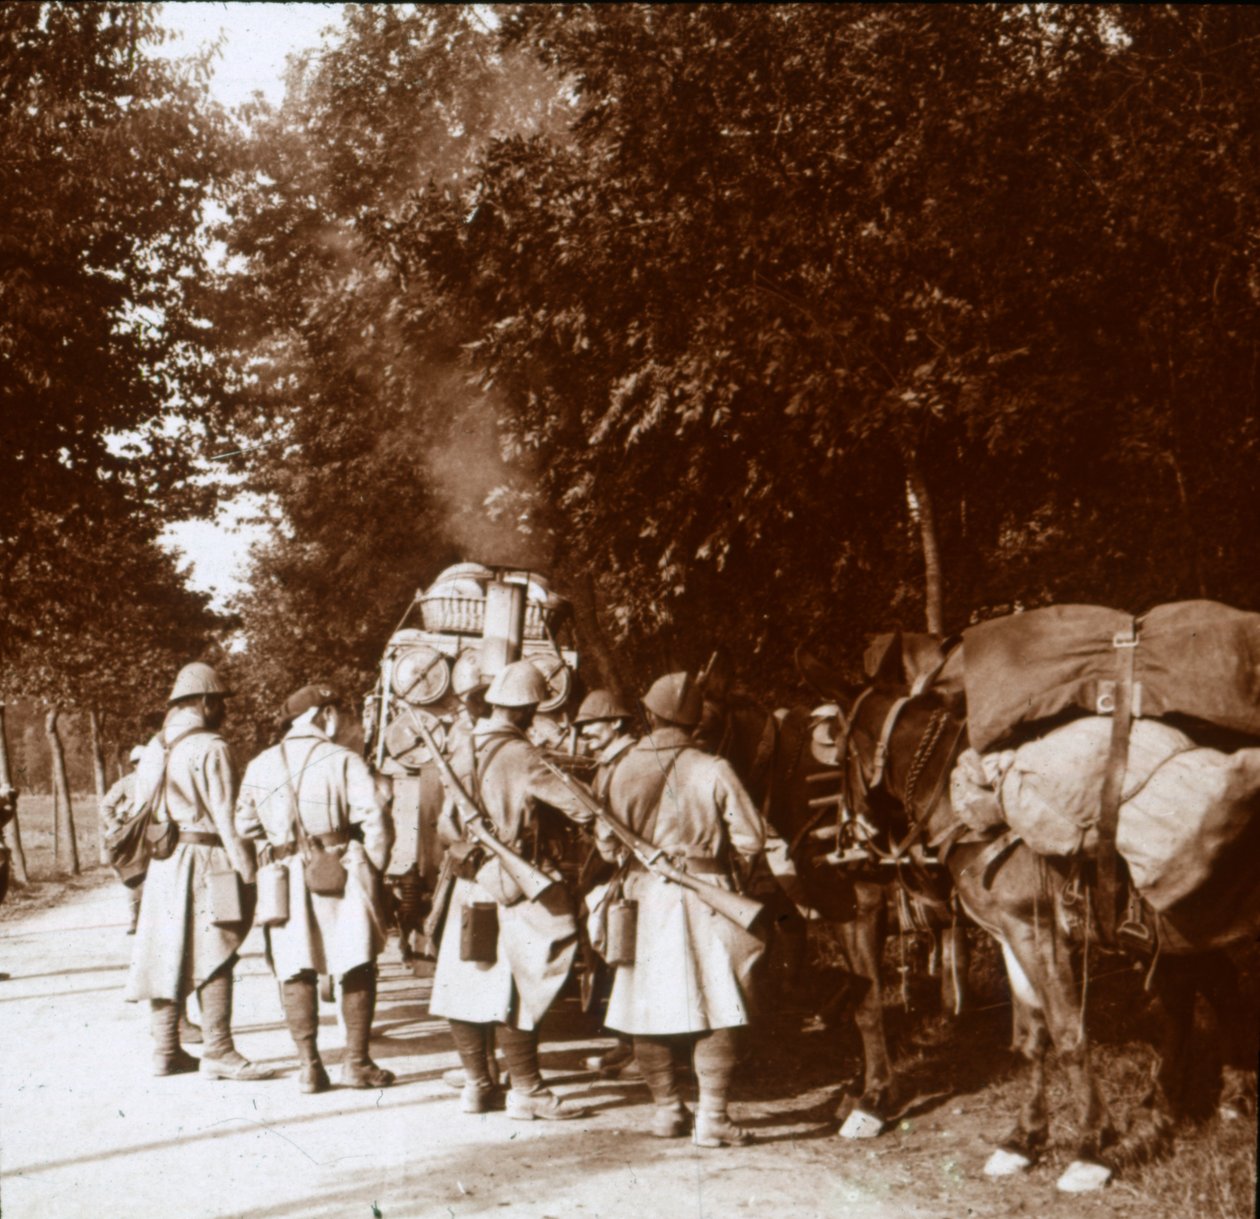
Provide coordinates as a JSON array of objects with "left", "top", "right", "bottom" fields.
[
  {"left": 838, "top": 1108, "right": 884, "bottom": 1139},
  {"left": 1056, "top": 1160, "right": 1112, "bottom": 1193},
  {"left": 983, "top": 1148, "right": 1033, "bottom": 1177}
]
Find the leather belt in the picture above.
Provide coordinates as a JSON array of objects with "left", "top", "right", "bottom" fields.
[
  {"left": 179, "top": 831, "right": 222, "bottom": 847},
  {"left": 271, "top": 831, "right": 350, "bottom": 860}
]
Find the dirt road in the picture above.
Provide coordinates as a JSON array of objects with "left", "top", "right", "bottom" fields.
[{"left": 0, "top": 876, "right": 1251, "bottom": 1218}]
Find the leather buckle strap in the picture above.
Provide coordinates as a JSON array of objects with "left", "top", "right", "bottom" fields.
[{"left": 178, "top": 831, "right": 222, "bottom": 847}]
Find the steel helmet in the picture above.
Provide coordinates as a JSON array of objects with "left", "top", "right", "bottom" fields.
[
  {"left": 642, "top": 671, "right": 702, "bottom": 727},
  {"left": 168, "top": 662, "right": 232, "bottom": 703},
  {"left": 574, "top": 689, "right": 632, "bottom": 725},
  {"left": 485, "top": 659, "right": 548, "bottom": 708}
]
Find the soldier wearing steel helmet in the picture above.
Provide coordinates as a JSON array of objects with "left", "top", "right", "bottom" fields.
[
  {"left": 124, "top": 663, "right": 272, "bottom": 1080},
  {"left": 429, "top": 658, "right": 596, "bottom": 1121},
  {"left": 594, "top": 670, "right": 787, "bottom": 1146},
  {"left": 574, "top": 689, "right": 637, "bottom": 800},
  {"left": 572, "top": 688, "right": 640, "bottom": 1078},
  {"left": 235, "top": 684, "right": 395, "bottom": 1093}
]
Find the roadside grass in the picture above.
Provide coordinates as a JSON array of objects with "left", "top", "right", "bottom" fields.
[
  {"left": 810, "top": 920, "right": 1257, "bottom": 1219},
  {"left": 2, "top": 793, "right": 114, "bottom": 921}
]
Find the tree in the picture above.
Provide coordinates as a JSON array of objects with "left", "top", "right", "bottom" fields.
[
  {"left": 215, "top": 4, "right": 1260, "bottom": 707},
  {"left": 1, "top": 3, "right": 230, "bottom": 665}
]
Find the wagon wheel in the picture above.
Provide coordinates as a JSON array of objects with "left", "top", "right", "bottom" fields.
[
  {"left": 391, "top": 645, "right": 451, "bottom": 706},
  {"left": 384, "top": 709, "right": 446, "bottom": 769}
]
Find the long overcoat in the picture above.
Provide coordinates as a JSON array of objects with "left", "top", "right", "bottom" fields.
[
  {"left": 599, "top": 726, "right": 769, "bottom": 1035},
  {"left": 235, "top": 723, "right": 392, "bottom": 980},
  {"left": 124, "top": 708, "right": 257, "bottom": 1002},
  {"left": 429, "top": 721, "right": 593, "bottom": 1030}
]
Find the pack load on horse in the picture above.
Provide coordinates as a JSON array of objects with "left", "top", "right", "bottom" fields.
[
  {"left": 951, "top": 600, "right": 1260, "bottom": 948},
  {"left": 832, "top": 603, "right": 1258, "bottom": 1193},
  {"left": 362, "top": 564, "right": 588, "bottom": 961}
]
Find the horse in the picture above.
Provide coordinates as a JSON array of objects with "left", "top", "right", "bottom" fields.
[
  {"left": 839, "top": 680, "right": 1258, "bottom": 1188},
  {"left": 697, "top": 672, "right": 968, "bottom": 1134}
]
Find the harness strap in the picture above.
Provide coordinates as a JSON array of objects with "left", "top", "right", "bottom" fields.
[
  {"left": 1095, "top": 626, "right": 1138, "bottom": 945},
  {"left": 869, "top": 696, "right": 911, "bottom": 789},
  {"left": 961, "top": 827, "right": 1023, "bottom": 890}
]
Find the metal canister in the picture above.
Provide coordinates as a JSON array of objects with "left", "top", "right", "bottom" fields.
[
  {"left": 256, "top": 862, "right": 290, "bottom": 927},
  {"left": 207, "top": 869, "right": 243, "bottom": 926},
  {"left": 605, "top": 899, "right": 638, "bottom": 966},
  {"left": 460, "top": 901, "right": 499, "bottom": 964}
]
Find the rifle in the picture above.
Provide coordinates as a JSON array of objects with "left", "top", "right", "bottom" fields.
[
  {"left": 536, "top": 755, "right": 763, "bottom": 931},
  {"left": 410, "top": 714, "right": 555, "bottom": 903}
]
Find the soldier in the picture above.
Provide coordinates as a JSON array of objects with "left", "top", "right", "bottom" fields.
[
  {"left": 235, "top": 684, "right": 395, "bottom": 1093},
  {"left": 429, "top": 659, "right": 595, "bottom": 1120},
  {"left": 101, "top": 744, "right": 147, "bottom": 933},
  {"left": 573, "top": 689, "right": 638, "bottom": 1078},
  {"left": 124, "top": 663, "right": 271, "bottom": 1080},
  {"left": 597, "top": 671, "right": 809, "bottom": 1146}
]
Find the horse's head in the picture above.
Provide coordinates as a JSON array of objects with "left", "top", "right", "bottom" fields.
[{"left": 830, "top": 681, "right": 968, "bottom": 863}]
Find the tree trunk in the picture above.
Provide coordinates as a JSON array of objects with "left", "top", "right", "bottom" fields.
[
  {"left": 46, "top": 706, "right": 79, "bottom": 876},
  {"left": 904, "top": 452, "right": 945, "bottom": 636},
  {"left": 89, "top": 708, "right": 110, "bottom": 866},
  {"left": 566, "top": 572, "right": 633, "bottom": 702},
  {"left": 0, "top": 701, "right": 30, "bottom": 887}
]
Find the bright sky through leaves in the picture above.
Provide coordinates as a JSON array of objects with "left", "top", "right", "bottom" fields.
[{"left": 157, "top": 2, "right": 342, "bottom": 608}]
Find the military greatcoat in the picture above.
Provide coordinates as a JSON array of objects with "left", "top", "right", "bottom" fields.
[
  {"left": 599, "top": 726, "right": 769, "bottom": 1035},
  {"left": 235, "top": 723, "right": 392, "bottom": 980},
  {"left": 125, "top": 707, "right": 257, "bottom": 1002},
  {"left": 429, "top": 722, "right": 592, "bottom": 1030}
]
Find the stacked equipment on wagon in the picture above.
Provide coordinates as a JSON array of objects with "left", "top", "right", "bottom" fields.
[{"left": 363, "top": 562, "right": 583, "bottom": 952}]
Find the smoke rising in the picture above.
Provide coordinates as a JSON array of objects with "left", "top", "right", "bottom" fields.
[{"left": 420, "top": 367, "right": 554, "bottom": 573}]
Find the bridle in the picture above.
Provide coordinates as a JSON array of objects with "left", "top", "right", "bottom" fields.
[{"left": 835, "top": 684, "right": 954, "bottom": 868}]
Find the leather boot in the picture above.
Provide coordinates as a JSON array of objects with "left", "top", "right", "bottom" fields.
[
  {"left": 150, "top": 1000, "right": 198, "bottom": 1076},
  {"left": 199, "top": 966, "right": 274, "bottom": 1081},
  {"left": 340, "top": 967, "right": 394, "bottom": 1088},
  {"left": 450, "top": 1020, "right": 503, "bottom": 1112},
  {"left": 635, "top": 1035, "right": 690, "bottom": 1137},
  {"left": 179, "top": 999, "right": 203, "bottom": 1045},
  {"left": 283, "top": 974, "right": 329, "bottom": 1094},
  {"left": 499, "top": 1024, "right": 587, "bottom": 1121},
  {"left": 693, "top": 1028, "right": 749, "bottom": 1147}
]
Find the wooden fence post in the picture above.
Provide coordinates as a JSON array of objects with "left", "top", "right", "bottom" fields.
[{"left": 46, "top": 706, "right": 79, "bottom": 876}]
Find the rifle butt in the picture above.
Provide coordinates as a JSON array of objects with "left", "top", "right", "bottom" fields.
[{"left": 673, "top": 871, "right": 764, "bottom": 930}]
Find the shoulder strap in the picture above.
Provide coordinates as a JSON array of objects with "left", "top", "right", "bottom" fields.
[
  {"left": 638, "top": 749, "right": 685, "bottom": 846},
  {"left": 152, "top": 727, "right": 215, "bottom": 823},
  {"left": 279, "top": 739, "right": 334, "bottom": 840},
  {"left": 469, "top": 733, "right": 516, "bottom": 808}
]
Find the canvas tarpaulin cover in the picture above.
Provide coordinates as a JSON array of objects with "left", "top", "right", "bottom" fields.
[
  {"left": 962, "top": 600, "right": 1260, "bottom": 752},
  {"left": 950, "top": 717, "right": 1260, "bottom": 942}
]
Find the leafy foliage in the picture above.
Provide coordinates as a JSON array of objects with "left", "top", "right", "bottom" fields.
[
  {"left": 219, "top": 5, "right": 1260, "bottom": 713},
  {"left": 1, "top": 4, "right": 226, "bottom": 740}
]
